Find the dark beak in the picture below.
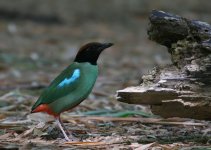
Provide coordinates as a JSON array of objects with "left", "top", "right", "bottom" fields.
[{"left": 100, "top": 43, "right": 113, "bottom": 50}]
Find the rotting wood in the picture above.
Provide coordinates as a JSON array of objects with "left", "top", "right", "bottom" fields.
[{"left": 116, "top": 10, "right": 211, "bottom": 120}]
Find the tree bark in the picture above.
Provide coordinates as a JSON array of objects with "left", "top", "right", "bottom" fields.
[{"left": 116, "top": 10, "right": 211, "bottom": 120}]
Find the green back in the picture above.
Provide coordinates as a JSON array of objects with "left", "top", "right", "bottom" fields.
[{"left": 32, "top": 62, "right": 98, "bottom": 114}]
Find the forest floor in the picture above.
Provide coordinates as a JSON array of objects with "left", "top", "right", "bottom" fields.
[{"left": 0, "top": 16, "right": 210, "bottom": 149}]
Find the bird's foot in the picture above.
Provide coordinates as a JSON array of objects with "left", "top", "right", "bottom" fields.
[
  {"left": 65, "top": 133, "right": 79, "bottom": 142},
  {"left": 56, "top": 118, "right": 81, "bottom": 142},
  {"left": 65, "top": 137, "right": 79, "bottom": 142}
]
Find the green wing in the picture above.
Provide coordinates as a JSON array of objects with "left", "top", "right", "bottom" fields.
[{"left": 32, "top": 63, "right": 81, "bottom": 110}]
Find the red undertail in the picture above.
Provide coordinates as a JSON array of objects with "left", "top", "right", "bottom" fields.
[{"left": 31, "top": 104, "right": 59, "bottom": 118}]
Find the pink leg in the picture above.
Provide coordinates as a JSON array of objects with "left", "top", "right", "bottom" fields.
[{"left": 56, "top": 118, "right": 70, "bottom": 141}]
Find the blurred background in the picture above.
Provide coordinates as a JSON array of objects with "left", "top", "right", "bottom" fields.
[{"left": 0, "top": 0, "right": 211, "bottom": 111}]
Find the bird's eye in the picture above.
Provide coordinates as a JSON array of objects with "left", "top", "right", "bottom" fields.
[{"left": 86, "top": 47, "right": 91, "bottom": 52}]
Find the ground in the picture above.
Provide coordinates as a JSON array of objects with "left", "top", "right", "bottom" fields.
[{"left": 0, "top": 16, "right": 210, "bottom": 149}]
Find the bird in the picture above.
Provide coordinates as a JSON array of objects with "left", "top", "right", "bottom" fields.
[{"left": 31, "top": 42, "right": 113, "bottom": 141}]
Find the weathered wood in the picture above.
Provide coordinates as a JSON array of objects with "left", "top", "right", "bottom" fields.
[{"left": 116, "top": 10, "right": 211, "bottom": 120}]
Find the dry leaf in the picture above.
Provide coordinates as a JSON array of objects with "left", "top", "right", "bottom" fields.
[
  {"left": 134, "top": 142, "right": 156, "bottom": 150},
  {"left": 64, "top": 141, "right": 106, "bottom": 146}
]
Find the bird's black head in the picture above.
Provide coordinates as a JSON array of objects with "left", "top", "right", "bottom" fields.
[{"left": 74, "top": 42, "right": 113, "bottom": 65}]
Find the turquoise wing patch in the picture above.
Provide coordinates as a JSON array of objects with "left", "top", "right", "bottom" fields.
[{"left": 58, "top": 68, "right": 80, "bottom": 88}]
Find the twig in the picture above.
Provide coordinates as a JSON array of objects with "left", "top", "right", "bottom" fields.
[{"left": 64, "top": 116, "right": 208, "bottom": 126}]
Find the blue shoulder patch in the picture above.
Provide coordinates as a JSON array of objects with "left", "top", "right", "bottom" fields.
[{"left": 58, "top": 69, "right": 80, "bottom": 87}]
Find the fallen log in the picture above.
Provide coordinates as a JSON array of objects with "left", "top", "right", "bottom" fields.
[{"left": 116, "top": 10, "right": 211, "bottom": 120}]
